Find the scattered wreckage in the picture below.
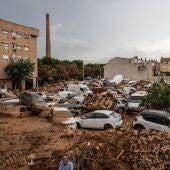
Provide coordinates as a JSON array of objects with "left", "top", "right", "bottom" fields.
[
  {"left": 81, "top": 92, "right": 117, "bottom": 111},
  {"left": 20, "top": 91, "right": 49, "bottom": 113}
]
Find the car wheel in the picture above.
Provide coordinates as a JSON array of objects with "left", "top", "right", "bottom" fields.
[
  {"left": 104, "top": 124, "right": 113, "bottom": 130},
  {"left": 134, "top": 124, "right": 145, "bottom": 131},
  {"left": 76, "top": 122, "right": 81, "bottom": 129}
]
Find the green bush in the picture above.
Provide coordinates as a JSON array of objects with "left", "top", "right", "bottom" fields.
[{"left": 141, "top": 83, "right": 170, "bottom": 111}]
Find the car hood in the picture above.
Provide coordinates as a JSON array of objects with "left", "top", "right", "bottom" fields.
[{"left": 62, "top": 117, "right": 76, "bottom": 125}]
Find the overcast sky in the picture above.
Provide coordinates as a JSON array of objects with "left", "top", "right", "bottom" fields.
[{"left": 1, "top": 0, "right": 170, "bottom": 63}]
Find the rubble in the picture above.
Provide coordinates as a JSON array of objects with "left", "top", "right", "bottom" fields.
[
  {"left": 27, "top": 128, "right": 170, "bottom": 170},
  {"left": 81, "top": 92, "right": 117, "bottom": 111},
  {"left": 0, "top": 79, "right": 169, "bottom": 170}
]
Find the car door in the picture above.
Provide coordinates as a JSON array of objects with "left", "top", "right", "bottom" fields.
[
  {"left": 143, "top": 115, "right": 164, "bottom": 131},
  {"left": 156, "top": 117, "right": 170, "bottom": 134},
  {"left": 94, "top": 113, "right": 110, "bottom": 129},
  {"left": 81, "top": 112, "right": 96, "bottom": 129}
]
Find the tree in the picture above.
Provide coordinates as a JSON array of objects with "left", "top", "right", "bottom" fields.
[
  {"left": 141, "top": 83, "right": 170, "bottom": 111},
  {"left": 37, "top": 57, "right": 104, "bottom": 83},
  {"left": 5, "top": 58, "right": 34, "bottom": 89}
]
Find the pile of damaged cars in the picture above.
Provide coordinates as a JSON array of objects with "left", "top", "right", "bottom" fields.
[{"left": 2, "top": 75, "right": 169, "bottom": 135}]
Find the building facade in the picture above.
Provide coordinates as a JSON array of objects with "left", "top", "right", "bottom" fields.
[
  {"left": 104, "top": 57, "right": 159, "bottom": 82},
  {"left": 160, "top": 57, "right": 170, "bottom": 75},
  {"left": 0, "top": 19, "right": 39, "bottom": 89}
]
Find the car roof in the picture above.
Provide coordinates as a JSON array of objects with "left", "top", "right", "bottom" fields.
[
  {"left": 93, "top": 110, "right": 113, "bottom": 115},
  {"left": 53, "top": 107, "right": 69, "bottom": 111},
  {"left": 131, "top": 91, "right": 147, "bottom": 96},
  {"left": 141, "top": 109, "right": 170, "bottom": 118}
]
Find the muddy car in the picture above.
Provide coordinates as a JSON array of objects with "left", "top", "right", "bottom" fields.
[
  {"left": 0, "top": 105, "right": 32, "bottom": 117},
  {"left": 20, "top": 91, "right": 49, "bottom": 113},
  {"left": 52, "top": 107, "right": 77, "bottom": 129}
]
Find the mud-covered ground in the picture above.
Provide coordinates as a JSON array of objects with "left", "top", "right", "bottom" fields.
[{"left": 0, "top": 114, "right": 169, "bottom": 170}]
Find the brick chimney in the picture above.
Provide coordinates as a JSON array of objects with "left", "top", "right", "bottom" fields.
[{"left": 46, "top": 13, "right": 51, "bottom": 58}]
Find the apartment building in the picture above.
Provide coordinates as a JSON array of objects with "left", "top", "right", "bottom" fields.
[
  {"left": 0, "top": 19, "right": 39, "bottom": 89},
  {"left": 160, "top": 57, "right": 170, "bottom": 75}
]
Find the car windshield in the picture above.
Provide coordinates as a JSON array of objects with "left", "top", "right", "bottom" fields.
[
  {"left": 110, "top": 112, "right": 120, "bottom": 118},
  {"left": 32, "top": 94, "right": 44, "bottom": 102},
  {"left": 129, "top": 96, "right": 143, "bottom": 103}
]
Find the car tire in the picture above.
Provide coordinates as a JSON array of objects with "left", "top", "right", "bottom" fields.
[
  {"left": 134, "top": 124, "right": 145, "bottom": 131},
  {"left": 104, "top": 124, "right": 113, "bottom": 130},
  {"left": 76, "top": 122, "right": 81, "bottom": 129}
]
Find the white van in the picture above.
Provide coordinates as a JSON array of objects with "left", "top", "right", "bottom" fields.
[
  {"left": 127, "top": 91, "right": 147, "bottom": 113},
  {"left": 52, "top": 107, "right": 77, "bottom": 129}
]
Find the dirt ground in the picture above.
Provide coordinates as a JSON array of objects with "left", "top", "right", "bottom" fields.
[{"left": 0, "top": 114, "right": 169, "bottom": 170}]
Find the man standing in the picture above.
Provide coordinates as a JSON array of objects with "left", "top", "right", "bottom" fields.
[{"left": 58, "top": 155, "right": 73, "bottom": 170}]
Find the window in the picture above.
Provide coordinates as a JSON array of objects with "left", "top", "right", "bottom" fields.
[
  {"left": 24, "top": 92, "right": 32, "bottom": 99},
  {"left": 143, "top": 115, "right": 170, "bottom": 126},
  {"left": 24, "top": 35, "right": 29, "bottom": 39},
  {"left": 13, "top": 43, "right": 17, "bottom": 50},
  {"left": 2, "top": 30, "right": 8, "bottom": 37},
  {"left": 156, "top": 117, "right": 170, "bottom": 126},
  {"left": 95, "top": 113, "right": 109, "bottom": 119},
  {"left": 12, "top": 55, "right": 18, "bottom": 62},
  {"left": 83, "top": 112, "right": 96, "bottom": 119},
  {"left": 2, "top": 55, "right": 9, "bottom": 62},
  {"left": 17, "top": 45, "right": 22, "bottom": 50},
  {"left": 16, "top": 33, "right": 22, "bottom": 38},
  {"left": 24, "top": 46, "right": 29, "bottom": 51},
  {"left": 143, "top": 115, "right": 157, "bottom": 123},
  {"left": 12, "top": 32, "right": 17, "bottom": 38},
  {"left": 163, "top": 118, "right": 170, "bottom": 126},
  {"left": 2, "top": 43, "right": 8, "bottom": 50}
]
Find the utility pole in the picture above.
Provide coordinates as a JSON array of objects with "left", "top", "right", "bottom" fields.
[
  {"left": 99, "top": 64, "right": 101, "bottom": 79},
  {"left": 82, "top": 60, "right": 85, "bottom": 80}
]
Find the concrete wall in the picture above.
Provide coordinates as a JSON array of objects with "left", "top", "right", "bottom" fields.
[{"left": 104, "top": 57, "right": 156, "bottom": 82}]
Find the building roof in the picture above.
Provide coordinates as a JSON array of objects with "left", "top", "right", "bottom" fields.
[
  {"left": 0, "top": 18, "right": 39, "bottom": 36},
  {"left": 103, "top": 57, "right": 132, "bottom": 67}
]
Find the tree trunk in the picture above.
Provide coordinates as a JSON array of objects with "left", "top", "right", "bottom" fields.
[{"left": 21, "top": 80, "right": 25, "bottom": 91}]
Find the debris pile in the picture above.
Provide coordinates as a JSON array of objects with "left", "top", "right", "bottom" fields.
[
  {"left": 127, "top": 131, "right": 170, "bottom": 170},
  {"left": 28, "top": 129, "right": 170, "bottom": 170},
  {"left": 81, "top": 92, "right": 117, "bottom": 111}
]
